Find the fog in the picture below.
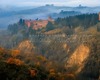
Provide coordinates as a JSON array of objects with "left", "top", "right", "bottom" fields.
[{"left": 0, "top": 5, "right": 100, "bottom": 29}]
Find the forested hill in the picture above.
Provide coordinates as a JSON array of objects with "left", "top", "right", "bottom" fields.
[{"left": 55, "top": 13, "right": 98, "bottom": 29}]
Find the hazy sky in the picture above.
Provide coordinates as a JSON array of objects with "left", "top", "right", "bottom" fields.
[{"left": 0, "top": 0, "right": 99, "bottom": 7}]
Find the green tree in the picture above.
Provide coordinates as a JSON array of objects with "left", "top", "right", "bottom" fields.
[{"left": 46, "top": 22, "right": 55, "bottom": 31}]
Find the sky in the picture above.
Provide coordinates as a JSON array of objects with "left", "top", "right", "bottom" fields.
[{"left": 0, "top": 0, "right": 100, "bottom": 7}]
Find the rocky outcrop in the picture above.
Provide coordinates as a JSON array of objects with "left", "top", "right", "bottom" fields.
[
  {"left": 65, "top": 44, "right": 90, "bottom": 74},
  {"left": 17, "top": 40, "right": 35, "bottom": 53}
]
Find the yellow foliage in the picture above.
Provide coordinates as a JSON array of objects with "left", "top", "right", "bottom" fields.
[
  {"left": 0, "top": 47, "right": 5, "bottom": 54},
  {"left": 36, "top": 62, "right": 40, "bottom": 66},
  {"left": 49, "top": 69, "right": 55, "bottom": 75},
  {"left": 74, "top": 27, "right": 84, "bottom": 33},
  {"left": 87, "top": 27, "right": 97, "bottom": 34},
  {"left": 37, "top": 56, "right": 47, "bottom": 62}
]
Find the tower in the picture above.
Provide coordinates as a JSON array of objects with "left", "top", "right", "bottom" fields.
[
  {"left": 99, "top": 12, "right": 100, "bottom": 21},
  {"left": 48, "top": 16, "right": 54, "bottom": 22},
  {"left": 48, "top": 16, "right": 52, "bottom": 21}
]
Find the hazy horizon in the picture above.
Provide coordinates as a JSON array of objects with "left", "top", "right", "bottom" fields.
[{"left": 0, "top": 0, "right": 100, "bottom": 7}]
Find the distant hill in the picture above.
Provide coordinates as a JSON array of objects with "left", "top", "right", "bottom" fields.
[
  {"left": 50, "top": 10, "right": 81, "bottom": 18},
  {"left": 0, "top": 5, "right": 100, "bottom": 29}
]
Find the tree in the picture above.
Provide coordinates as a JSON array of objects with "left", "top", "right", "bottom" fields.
[
  {"left": 19, "top": 18, "right": 25, "bottom": 25},
  {"left": 46, "top": 21, "right": 55, "bottom": 31},
  {"left": 28, "top": 26, "right": 36, "bottom": 34}
]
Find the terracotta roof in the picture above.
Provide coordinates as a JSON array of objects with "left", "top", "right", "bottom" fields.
[{"left": 25, "top": 18, "right": 54, "bottom": 30}]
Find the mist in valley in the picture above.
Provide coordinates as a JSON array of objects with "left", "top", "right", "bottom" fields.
[{"left": 0, "top": 5, "right": 100, "bottom": 29}]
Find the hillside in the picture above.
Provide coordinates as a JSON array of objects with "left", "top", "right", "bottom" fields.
[
  {"left": 0, "top": 30, "right": 100, "bottom": 80},
  {"left": 0, "top": 13, "right": 100, "bottom": 80}
]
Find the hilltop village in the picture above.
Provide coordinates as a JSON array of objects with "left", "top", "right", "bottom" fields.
[{"left": 25, "top": 17, "right": 54, "bottom": 30}]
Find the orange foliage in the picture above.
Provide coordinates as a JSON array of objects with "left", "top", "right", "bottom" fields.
[
  {"left": 15, "top": 59, "right": 23, "bottom": 65},
  {"left": 64, "top": 74, "right": 75, "bottom": 80},
  {"left": 0, "top": 56, "right": 3, "bottom": 59},
  {"left": 30, "top": 69, "right": 37, "bottom": 77},
  {"left": 0, "top": 47, "right": 4, "bottom": 51},
  {"left": 54, "top": 73, "right": 76, "bottom": 80},
  {"left": 49, "top": 69, "right": 55, "bottom": 75},
  {"left": 11, "top": 50, "right": 20, "bottom": 57},
  {"left": 7, "top": 58, "right": 14, "bottom": 64},
  {"left": 7, "top": 58, "right": 23, "bottom": 66}
]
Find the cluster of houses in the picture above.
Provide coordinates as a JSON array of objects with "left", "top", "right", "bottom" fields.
[{"left": 25, "top": 17, "right": 54, "bottom": 30}]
